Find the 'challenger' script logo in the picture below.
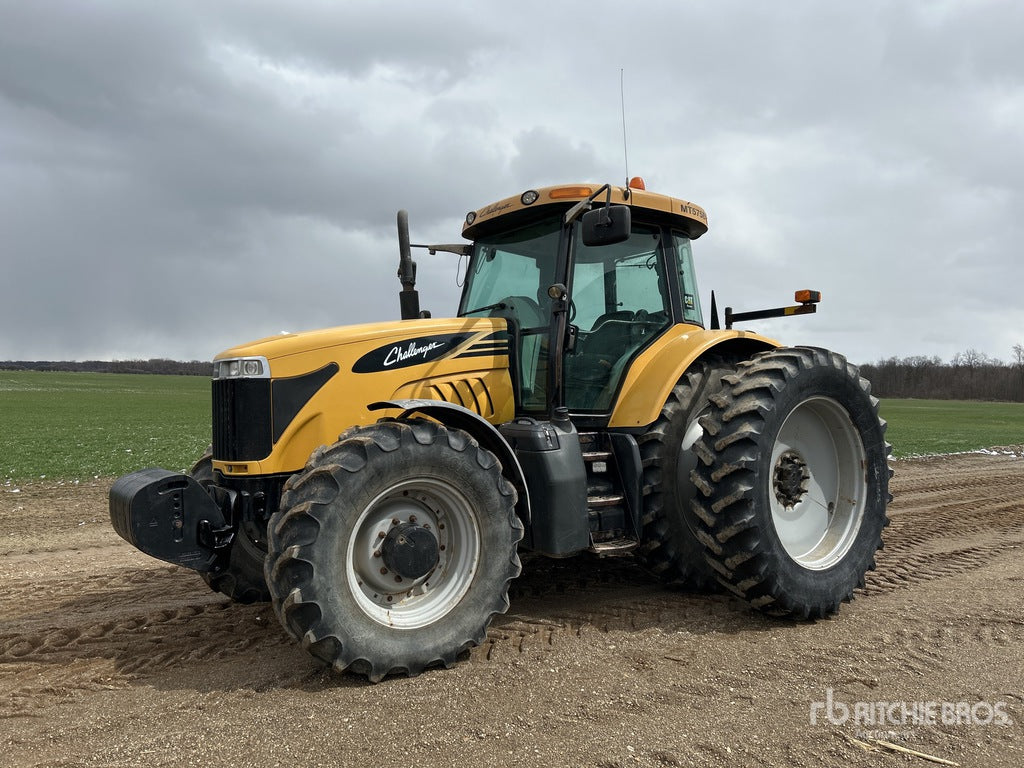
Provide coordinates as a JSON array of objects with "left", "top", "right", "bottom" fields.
[
  {"left": 383, "top": 341, "right": 444, "bottom": 367},
  {"left": 351, "top": 333, "right": 473, "bottom": 374}
]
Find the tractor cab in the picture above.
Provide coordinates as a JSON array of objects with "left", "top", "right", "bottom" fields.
[{"left": 457, "top": 180, "right": 707, "bottom": 417}]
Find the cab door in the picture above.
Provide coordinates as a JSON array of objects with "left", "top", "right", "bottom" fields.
[{"left": 564, "top": 223, "right": 673, "bottom": 412}]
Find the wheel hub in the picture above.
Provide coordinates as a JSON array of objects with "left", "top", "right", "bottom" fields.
[
  {"left": 381, "top": 523, "right": 439, "bottom": 580},
  {"left": 773, "top": 450, "right": 810, "bottom": 509}
]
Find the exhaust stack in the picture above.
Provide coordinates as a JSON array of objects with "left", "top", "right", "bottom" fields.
[
  {"left": 395, "top": 208, "right": 419, "bottom": 319},
  {"left": 396, "top": 210, "right": 421, "bottom": 320}
]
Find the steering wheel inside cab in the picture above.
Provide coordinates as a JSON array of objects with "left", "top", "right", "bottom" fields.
[{"left": 489, "top": 296, "right": 546, "bottom": 330}]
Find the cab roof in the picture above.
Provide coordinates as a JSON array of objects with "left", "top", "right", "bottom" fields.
[{"left": 461, "top": 182, "right": 709, "bottom": 241}]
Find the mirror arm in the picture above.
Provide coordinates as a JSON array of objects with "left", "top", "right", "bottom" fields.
[
  {"left": 563, "top": 183, "right": 613, "bottom": 225},
  {"left": 599, "top": 185, "right": 614, "bottom": 225},
  {"left": 410, "top": 243, "right": 471, "bottom": 256}
]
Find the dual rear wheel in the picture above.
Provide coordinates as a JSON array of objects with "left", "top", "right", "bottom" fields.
[{"left": 647, "top": 347, "right": 891, "bottom": 617}]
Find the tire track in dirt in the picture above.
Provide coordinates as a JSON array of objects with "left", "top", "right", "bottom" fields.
[
  {"left": 862, "top": 453, "right": 1024, "bottom": 596},
  {"left": 0, "top": 544, "right": 294, "bottom": 718},
  {"left": 882, "top": 457, "right": 1021, "bottom": 549},
  {"left": 2, "top": 564, "right": 204, "bottom": 626},
  {"left": 880, "top": 494, "right": 1022, "bottom": 553},
  {"left": 863, "top": 543, "right": 1021, "bottom": 596},
  {"left": 482, "top": 559, "right": 667, "bottom": 662},
  {"left": 480, "top": 555, "right": 758, "bottom": 666},
  {"left": 0, "top": 592, "right": 289, "bottom": 718},
  {"left": 882, "top": 494, "right": 1022, "bottom": 549},
  {"left": 478, "top": 452, "right": 1024, "bottom": 665},
  {"left": 739, "top": 612, "right": 1024, "bottom": 685},
  {"left": 0, "top": 598, "right": 283, "bottom": 667}
]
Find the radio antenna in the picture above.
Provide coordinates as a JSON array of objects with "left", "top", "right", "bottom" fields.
[{"left": 620, "top": 68, "right": 630, "bottom": 192}]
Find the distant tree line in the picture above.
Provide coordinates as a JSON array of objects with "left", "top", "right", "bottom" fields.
[
  {"left": 5, "top": 345, "right": 1024, "bottom": 400},
  {"left": 0, "top": 359, "right": 210, "bottom": 376},
  {"left": 860, "top": 345, "right": 1024, "bottom": 402}
]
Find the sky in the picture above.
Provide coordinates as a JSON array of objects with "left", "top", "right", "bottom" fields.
[{"left": 2, "top": 0, "right": 1022, "bottom": 367}]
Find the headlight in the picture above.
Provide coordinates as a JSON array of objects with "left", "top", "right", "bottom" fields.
[{"left": 213, "top": 356, "right": 270, "bottom": 380}]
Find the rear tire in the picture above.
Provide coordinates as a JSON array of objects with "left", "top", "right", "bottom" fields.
[
  {"left": 636, "top": 360, "right": 733, "bottom": 591},
  {"left": 264, "top": 419, "right": 522, "bottom": 682},
  {"left": 191, "top": 453, "right": 271, "bottom": 604},
  {"left": 691, "top": 347, "right": 891, "bottom": 618}
]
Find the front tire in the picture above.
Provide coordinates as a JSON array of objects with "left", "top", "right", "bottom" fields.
[
  {"left": 691, "top": 347, "right": 891, "bottom": 618},
  {"left": 191, "top": 452, "right": 271, "bottom": 604},
  {"left": 264, "top": 419, "right": 522, "bottom": 682}
]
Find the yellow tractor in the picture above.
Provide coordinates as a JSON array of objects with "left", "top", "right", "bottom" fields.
[{"left": 110, "top": 179, "right": 891, "bottom": 682}]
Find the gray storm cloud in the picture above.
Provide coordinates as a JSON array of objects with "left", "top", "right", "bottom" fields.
[{"left": 1, "top": 0, "right": 1021, "bottom": 365}]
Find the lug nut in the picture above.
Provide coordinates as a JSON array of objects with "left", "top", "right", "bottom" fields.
[
  {"left": 409, "top": 515, "right": 417, "bottom": 523},
  {"left": 380, "top": 567, "right": 388, "bottom": 575}
]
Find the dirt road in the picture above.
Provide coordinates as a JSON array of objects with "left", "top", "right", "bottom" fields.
[{"left": 2, "top": 451, "right": 1022, "bottom": 767}]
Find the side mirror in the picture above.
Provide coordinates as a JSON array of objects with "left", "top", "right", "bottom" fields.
[{"left": 581, "top": 205, "right": 631, "bottom": 246}]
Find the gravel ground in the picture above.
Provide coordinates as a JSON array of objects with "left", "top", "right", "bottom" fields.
[{"left": 1, "top": 450, "right": 1022, "bottom": 767}]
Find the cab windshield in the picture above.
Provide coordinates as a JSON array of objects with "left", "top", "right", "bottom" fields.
[
  {"left": 459, "top": 216, "right": 560, "bottom": 410},
  {"left": 459, "top": 215, "right": 560, "bottom": 326}
]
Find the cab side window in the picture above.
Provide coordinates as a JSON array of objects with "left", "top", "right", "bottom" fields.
[{"left": 673, "top": 231, "right": 703, "bottom": 326}]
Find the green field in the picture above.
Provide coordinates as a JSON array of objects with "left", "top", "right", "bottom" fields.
[
  {"left": 1, "top": 371, "right": 210, "bottom": 482},
  {"left": 2, "top": 371, "right": 1022, "bottom": 481},
  {"left": 879, "top": 398, "right": 1024, "bottom": 458}
]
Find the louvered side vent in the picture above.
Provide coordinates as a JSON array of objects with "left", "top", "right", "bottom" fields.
[{"left": 424, "top": 376, "right": 496, "bottom": 418}]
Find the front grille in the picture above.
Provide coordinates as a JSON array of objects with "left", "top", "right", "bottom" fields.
[{"left": 212, "top": 378, "right": 273, "bottom": 461}]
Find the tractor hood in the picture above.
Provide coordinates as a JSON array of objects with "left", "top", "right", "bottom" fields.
[
  {"left": 214, "top": 317, "right": 508, "bottom": 380},
  {"left": 210, "top": 316, "right": 516, "bottom": 476}
]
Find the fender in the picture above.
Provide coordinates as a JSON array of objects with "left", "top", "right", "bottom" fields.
[
  {"left": 369, "top": 399, "right": 531, "bottom": 524},
  {"left": 609, "top": 329, "right": 779, "bottom": 428}
]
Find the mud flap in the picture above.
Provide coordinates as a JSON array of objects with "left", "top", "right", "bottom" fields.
[{"left": 109, "top": 468, "right": 230, "bottom": 572}]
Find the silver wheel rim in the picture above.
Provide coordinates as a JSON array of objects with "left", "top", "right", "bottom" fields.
[
  {"left": 769, "top": 397, "right": 867, "bottom": 570},
  {"left": 346, "top": 477, "right": 480, "bottom": 629}
]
